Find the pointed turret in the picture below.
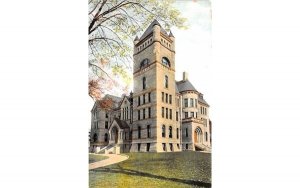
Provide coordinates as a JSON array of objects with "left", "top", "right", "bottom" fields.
[
  {"left": 169, "top": 30, "right": 175, "bottom": 38},
  {"left": 139, "top": 19, "right": 168, "bottom": 41}
]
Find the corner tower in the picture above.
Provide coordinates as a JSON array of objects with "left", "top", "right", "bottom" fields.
[{"left": 132, "top": 20, "right": 180, "bottom": 152}]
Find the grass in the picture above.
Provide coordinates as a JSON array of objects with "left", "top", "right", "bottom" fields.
[
  {"left": 89, "top": 154, "right": 109, "bottom": 164},
  {"left": 89, "top": 151, "right": 211, "bottom": 188}
]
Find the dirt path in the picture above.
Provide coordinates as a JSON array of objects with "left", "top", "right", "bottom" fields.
[{"left": 89, "top": 154, "right": 129, "bottom": 170}]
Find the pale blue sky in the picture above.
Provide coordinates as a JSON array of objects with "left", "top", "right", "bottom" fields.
[{"left": 173, "top": 0, "right": 212, "bottom": 106}]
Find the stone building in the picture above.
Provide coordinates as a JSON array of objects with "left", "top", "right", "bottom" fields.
[{"left": 89, "top": 20, "right": 211, "bottom": 153}]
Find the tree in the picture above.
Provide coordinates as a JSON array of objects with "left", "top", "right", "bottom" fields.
[{"left": 88, "top": 0, "right": 187, "bottom": 100}]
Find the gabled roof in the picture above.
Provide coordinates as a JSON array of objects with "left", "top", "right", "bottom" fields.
[
  {"left": 139, "top": 19, "right": 168, "bottom": 41},
  {"left": 91, "top": 94, "right": 122, "bottom": 111},
  {"left": 176, "top": 79, "right": 198, "bottom": 93},
  {"left": 114, "top": 118, "right": 130, "bottom": 129},
  {"left": 119, "top": 95, "right": 133, "bottom": 107},
  {"left": 103, "top": 94, "right": 122, "bottom": 102}
]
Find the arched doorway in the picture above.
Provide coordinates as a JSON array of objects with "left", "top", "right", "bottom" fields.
[
  {"left": 93, "top": 133, "right": 98, "bottom": 142},
  {"left": 112, "top": 126, "right": 119, "bottom": 144},
  {"left": 194, "top": 127, "right": 202, "bottom": 144}
]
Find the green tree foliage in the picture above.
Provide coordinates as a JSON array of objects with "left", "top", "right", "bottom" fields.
[{"left": 88, "top": 0, "right": 187, "bottom": 100}]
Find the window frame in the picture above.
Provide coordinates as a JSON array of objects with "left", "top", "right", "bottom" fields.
[{"left": 162, "top": 125, "right": 166, "bottom": 137}]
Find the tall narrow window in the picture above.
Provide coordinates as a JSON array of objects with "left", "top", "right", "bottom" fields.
[
  {"left": 147, "top": 125, "right": 151, "bottom": 138},
  {"left": 138, "top": 126, "right": 141, "bottom": 139},
  {"left": 195, "top": 99, "right": 197, "bottom": 107},
  {"left": 176, "top": 128, "right": 179, "bottom": 139},
  {"left": 104, "top": 133, "right": 108, "bottom": 142},
  {"left": 191, "top": 112, "right": 194, "bottom": 118},
  {"left": 186, "top": 128, "right": 188, "bottom": 137},
  {"left": 148, "top": 92, "right": 151, "bottom": 102},
  {"left": 166, "top": 93, "right": 168, "bottom": 103},
  {"left": 105, "top": 113, "right": 108, "bottom": 118},
  {"left": 184, "top": 98, "right": 188, "bottom": 107},
  {"left": 138, "top": 96, "right": 140, "bottom": 106},
  {"left": 166, "top": 108, "right": 168, "bottom": 119},
  {"left": 105, "top": 121, "right": 108, "bottom": 129},
  {"left": 143, "top": 109, "right": 145, "bottom": 119},
  {"left": 142, "top": 77, "right": 146, "bottom": 90},
  {"left": 169, "top": 109, "right": 172, "bottom": 120},
  {"left": 138, "top": 110, "right": 140, "bottom": 120},
  {"left": 148, "top": 107, "right": 151, "bottom": 118},
  {"left": 123, "top": 108, "right": 125, "bottom": 120},
  {"left": 162, "top": 107, "right": 164, "bottom": 118},
  {"left": 143, "top": 94, "right": 145, "bottom": 104},
  {"left": 169, "top": 126, "right": 172, "bottom": 138},
  {"left": 165, "top": 75, "right": 168, "bottom": 88},
  {"left": 162, "top": 125, "right": 165, "bottom": 137},
  {"left": 185, "top": 112, "right": 188, "bottom": 118},
  {"left": 162, "top": 92, "right": 164, "bottom": 102},
  {"left": 190, "top": 98, "right": 194, "bottom": 107},
  {"left": 205, "top": 132, "right": 208, "bottom": 142},
  {"left": 169, "top": 95, "right": 172, "bottom": 104},
  {"left": 176, "top": 112, "right": 178, "bottom": 121}
]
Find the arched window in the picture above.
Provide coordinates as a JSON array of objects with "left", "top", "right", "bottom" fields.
[
  {"left": 162, "top": 57, "right": 170, "bottom": 67},
  {"left": 138, "top": 126, "right": 141, "bottom": 139},
  {"left": 195, "top": 127, "right": 202, "bottom": 143},
  {"left": 140, "top": 58, "right": 149, "bottom": 69},
  {"left": 169, "top": 126, "right": 172, "bottom": 138},
  {"left": 93, "top": 133, "right": 98, "bottom": 142},
  {"left": 104, "top": 133, "right": 108, "bottom": 142},
  {"left": 162, "top": 125, "right": 165, "bottom": 137},
  {"left": 142, "top": 77, "right": 146, "bottom": 90},
  {"left": 165, "top": 75, "right": 168, "bottom": 88},
  {"left": 147, "top": 125, "right": 151, "bottom": 138}
]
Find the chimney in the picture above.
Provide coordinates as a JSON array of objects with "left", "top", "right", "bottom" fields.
[{"left": 183, "top": 72, "right": 188, "bottom": 81}]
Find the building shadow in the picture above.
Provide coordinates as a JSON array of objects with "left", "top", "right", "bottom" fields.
[{"left": 93, "top": 165, "right": 211, "bottom": 188}]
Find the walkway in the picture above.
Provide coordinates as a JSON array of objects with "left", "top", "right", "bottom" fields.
[{"left": 89, "top": 154, "right": 129, "bottom": 170}]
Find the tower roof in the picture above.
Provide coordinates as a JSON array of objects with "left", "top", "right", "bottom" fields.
[
  {"left": 139, "top": 19, "right": 168, "bottom": 41},
  {"left": 176, "top": 79, "right": 198, "bottom": 93}
]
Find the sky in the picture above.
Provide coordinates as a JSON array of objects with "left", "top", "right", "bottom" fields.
[{"left": 172, "top": 0, "right": 212, "bottom": 107}]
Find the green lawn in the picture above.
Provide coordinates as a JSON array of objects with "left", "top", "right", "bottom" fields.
[
  {"left": 89, "top": 151, "right": 211, "bottom": 188},
  {"left": 89, "top": 154, "right": 109, "bottom": 164}
]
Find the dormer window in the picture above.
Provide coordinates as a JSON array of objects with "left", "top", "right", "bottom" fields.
[
  {"left": 162, "top": 57, "right": 170, "bottom": 67},
  {"left": 140, "top": 58, "right": 149, "bottom": 69}
]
